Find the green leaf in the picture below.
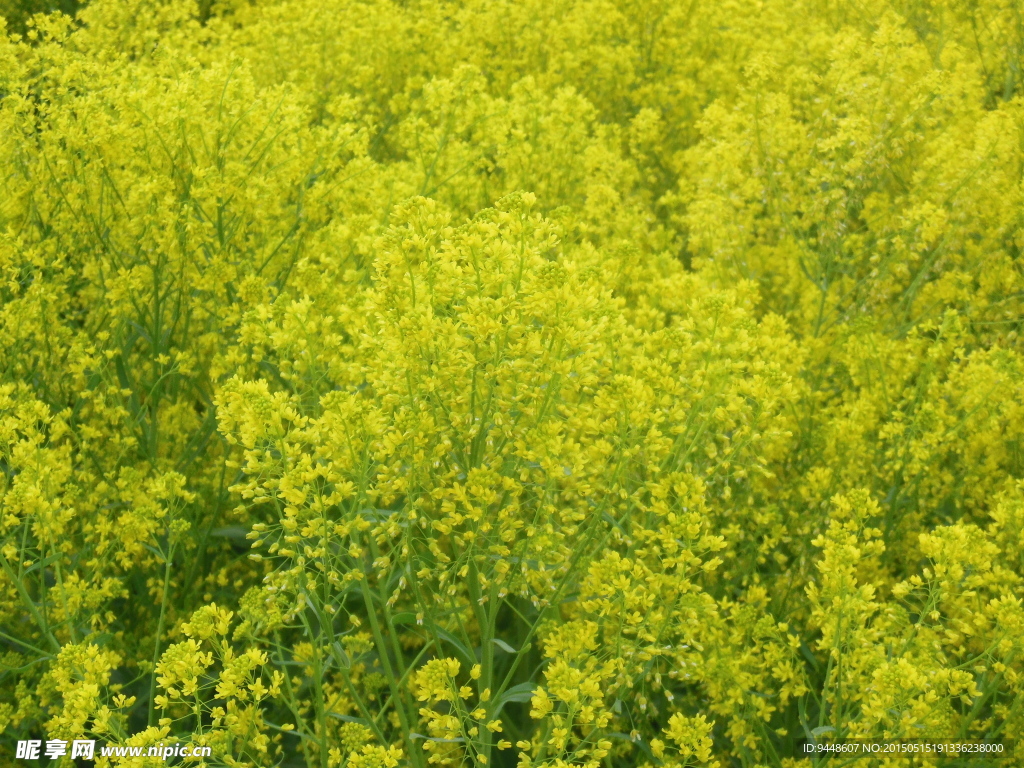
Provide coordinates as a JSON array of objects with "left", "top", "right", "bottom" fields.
[
  {"left": 331, "top": 642, "right": 351, "bottom": 670},
  {"left": 492, "top": 638, "right": 517, "bottom": 653},
  {"left": 493, "top": 682, "right": 536, "bottom": 716},
  {"left": 23, "top": 553, "right": 62, "bottom": 576},
  {"left": 329, "top": 712, "right": 369, "bottom": 725},
  {"left": 434, "top": 628, "right": 475, "bottom": 667}
]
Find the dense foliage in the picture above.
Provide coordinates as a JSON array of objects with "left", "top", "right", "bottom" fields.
[{"left": 1, "top": 0, "right": 1023, "bottom": 765}]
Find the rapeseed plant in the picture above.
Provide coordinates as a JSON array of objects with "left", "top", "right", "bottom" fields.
[{"left": 1, "top": 0, "right": 1023, "bottom": 766}]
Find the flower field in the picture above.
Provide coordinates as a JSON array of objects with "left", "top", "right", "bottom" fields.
[{"left": 1, "top": 0, "right": 1023, "bottom": 765}]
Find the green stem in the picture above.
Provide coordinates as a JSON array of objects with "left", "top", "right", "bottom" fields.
[
  {"left": 148, "top": 539, "right": 176, "bottom": 727},
  {"left": 298, "top": 603, "right": 331, "bottom": 768},
  {"left": 0, "top": 549, "right": 60, "bottom": 652},
  {"left": 358, "top": 570, "right": 424, "bottom": 768}
]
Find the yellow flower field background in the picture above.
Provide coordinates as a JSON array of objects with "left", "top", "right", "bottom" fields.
[{"left": 1, "top": 0, "right": 1023, "bottom": 765}]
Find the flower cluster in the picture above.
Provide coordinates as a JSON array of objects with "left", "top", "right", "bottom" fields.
[{"left": 2, "top": 0, "right": 1023, "bottom": 766}]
